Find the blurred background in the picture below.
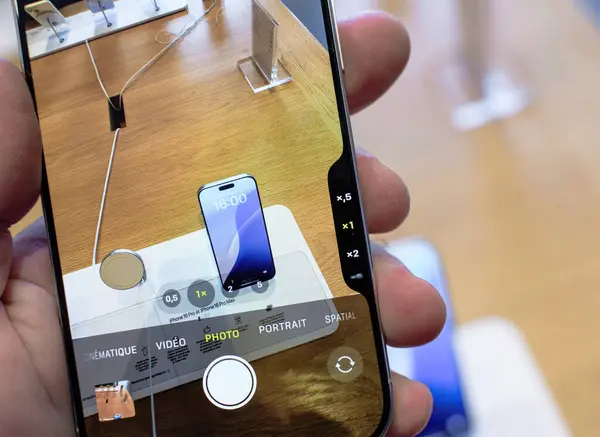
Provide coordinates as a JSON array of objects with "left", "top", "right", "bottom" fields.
[
  {"left": 2, "top": 0, "right": 600, "bottom": 435},
  {"left": 334, "top": 1, "right": 599, "bottom": 436}
]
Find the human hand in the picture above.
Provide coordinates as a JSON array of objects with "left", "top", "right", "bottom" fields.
[
  {"left": 339, "top": 13, "right": 446, "bottom": 436},
  {"left": 0, "top": 11, "right": 445, "bottom": 437},
  {"left": 0, "top": 61, "right": 73, "bottom": 436}
]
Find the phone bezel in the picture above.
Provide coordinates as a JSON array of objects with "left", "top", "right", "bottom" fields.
[{"left": 12, "top": 0, "right": 393, "bottom": 435}]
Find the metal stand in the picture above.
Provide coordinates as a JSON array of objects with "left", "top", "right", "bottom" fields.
[
  {"left": 24, "top": 7, "right": 68, "bottom": 45},
  {"left": 98, "top": 0, "right": 112, "bottom": 27},
  {"left": 46, "top": 17, "right": 64, "bottom": 43}
]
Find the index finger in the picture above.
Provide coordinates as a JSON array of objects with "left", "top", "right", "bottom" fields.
[{"left": 339, "top": 12, "right": 411, "bottom": 114}]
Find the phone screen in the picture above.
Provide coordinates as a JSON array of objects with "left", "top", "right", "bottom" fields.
[
  {"left": 199, "top": 175, "right": 276, "bottom": 291},
  {"left": 15, "top": 0, "right": 391, "bottom": 435}
]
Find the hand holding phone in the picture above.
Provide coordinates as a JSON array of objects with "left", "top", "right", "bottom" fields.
[{"left": 12, "top": 1, "right": 396, "bottom": 435}]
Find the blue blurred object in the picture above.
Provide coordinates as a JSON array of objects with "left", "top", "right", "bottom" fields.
[
  {"left": 385, "top": 239, "right": 470, "bottom": 437},
  {"left": 413, "top": 295, "right": 469, "bottom": 437},
  {"left": 579, "top": 0, "right": 600, "bottom": 26}
]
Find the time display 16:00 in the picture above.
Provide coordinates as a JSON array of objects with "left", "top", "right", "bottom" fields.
[{"left": 213, "top": 193, "right": 248, "bottom": 210}]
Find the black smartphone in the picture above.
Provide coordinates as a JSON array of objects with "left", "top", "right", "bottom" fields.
[
  {"left": 14, "top": 0, "right": 392, "bottom": 435},
  {"left": 199, "top": 174, "right": 276, "bottom": 293}
]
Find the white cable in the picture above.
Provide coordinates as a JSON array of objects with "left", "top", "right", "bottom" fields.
[
  {"left": 93, "top": 128, "right": 121, "bottom": 266},
  {"left": 89, "top": 1, "right": 218, "bottom": 265},
  {"left": 86, "top": 0, "right": 218, "bottom": 110},
  {"left": 86, "top": 40, "right": 120, "bottom": 111},
  {"left": 145, "top": 286, "right": 158, "bottom": 437},
  {"left": 155, "top": 15, "right": 198, "bottom": 44},
  {"left": 118, "top": 1, "right": 216, "bottom": 102}
]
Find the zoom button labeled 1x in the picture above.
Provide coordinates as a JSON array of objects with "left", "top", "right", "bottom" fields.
[
  {"left": 340, "top": 220, "right": 357, "bottom": 233},
  {"left": 187, "top": 280, "right": 216, "bottom": 308}
]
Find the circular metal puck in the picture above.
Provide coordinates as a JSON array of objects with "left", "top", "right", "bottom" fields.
[{"left": 99, "top": 249, "right": 146, "bottom": 290}]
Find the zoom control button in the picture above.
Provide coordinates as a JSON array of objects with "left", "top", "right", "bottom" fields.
[
  {"left": 341, "top": 220, "right": 356, "bottom": 232},
  {"left": 340, "top": 242, "right": 369, "bottom": 288},
  {"left": 335, "top": 192, "right": 354, "bottom": 205},
  {"left": 187, "top": 280, "right": 215, "bottom": 308}
]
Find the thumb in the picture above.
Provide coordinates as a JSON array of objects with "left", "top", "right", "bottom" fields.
[{"left": 0, "top": 60, "right": 42, "bottom": 230}]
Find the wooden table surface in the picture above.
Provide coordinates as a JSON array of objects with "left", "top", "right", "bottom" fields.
[{"left": 30, "top": 0, "right": 350, "bottom": 303}]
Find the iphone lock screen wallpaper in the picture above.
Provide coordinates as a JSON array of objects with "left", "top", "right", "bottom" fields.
[{"left": 17, "top": 0, "right": 389, "bottom": 435}]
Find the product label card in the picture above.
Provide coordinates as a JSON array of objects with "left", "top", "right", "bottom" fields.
[{"left": 252, "top": 0, "right": 279, "bottom": 81}]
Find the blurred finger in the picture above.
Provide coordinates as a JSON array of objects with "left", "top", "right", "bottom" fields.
[
  {"left": 339, "top": 12, "right": 411, "bottom": 114},
  {"left": 357, "top": 148, "right": 410, "bottom": 234},
  {"left": 373, "top": 244, "right": 446, "bottom": 348},
  {"left": 389, "top": 373, "right": 433, "bottom": 436}
]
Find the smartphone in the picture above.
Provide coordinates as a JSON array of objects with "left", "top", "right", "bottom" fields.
[
  {"left": 24, "top": 1, "right": 67, "bottom": 27},
  {"left": 198, "top": 174, "right": 276, "bottom": 292},
  {"left": 84, "top": 0, "right": 115, "bottom": 14},
  {"left": 14, "top": 0, "right": 392, "bottom": 435}
]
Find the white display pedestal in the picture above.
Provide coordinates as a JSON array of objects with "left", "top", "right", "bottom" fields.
[
  {"left": 451, "top": 70, "right": 530, "bottom": 131},
  {"left": 448, "top": 0, "right": 531, "bottom": 131},
  {"left": 26, "top": 0, "right": 187, "bottom": 60},
  {"left": 455, "top": 317, "right": 572, "bottom": 437}
]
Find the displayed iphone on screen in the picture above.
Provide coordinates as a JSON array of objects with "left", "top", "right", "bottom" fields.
[
  {"left": 14, "top": 0, "right": 392, "bottom": 436},
  {"left": 199, "top": 174, "right": 276, "bottom": 292}
]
